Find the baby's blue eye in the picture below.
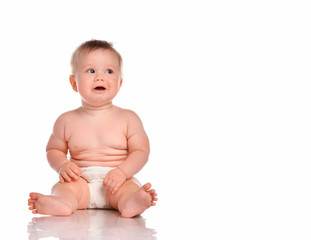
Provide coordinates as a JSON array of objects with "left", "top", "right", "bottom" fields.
[
  {"left": 88, "top": 69, "right": 95, "bottom": 73},
  {"left": 105, "top": 69, "right": 113, "bottom": 74}
]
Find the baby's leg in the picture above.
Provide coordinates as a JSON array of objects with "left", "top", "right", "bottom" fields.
[
  {"left": 108, "top": 180, "right": 158, "bottom": 218},
  {"left": 28, "top": 177, "right": 90, "bottom": 216}
]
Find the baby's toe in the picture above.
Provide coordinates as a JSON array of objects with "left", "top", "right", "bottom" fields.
[
  {"left": 29, "top": 192, "right": 39, "bottom": 200},
  {"left": 142, "top": 183, "right": 152, "bottom": 191}
]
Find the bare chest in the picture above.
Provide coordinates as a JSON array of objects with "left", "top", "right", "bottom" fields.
[{"left": 66, "top": 117, "right": 128, "bottom": 154}]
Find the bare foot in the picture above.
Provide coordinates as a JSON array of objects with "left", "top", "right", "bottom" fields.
[
  {"left": 28, "top": 192, "right": 73, "bottom": 216},
  {"left": 119, "top": 183, "right": 158, "bottom": 218}
]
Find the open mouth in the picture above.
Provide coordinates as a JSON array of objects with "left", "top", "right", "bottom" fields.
[{"left": 94, "top": 86, "right": 106, "bottom": 91}]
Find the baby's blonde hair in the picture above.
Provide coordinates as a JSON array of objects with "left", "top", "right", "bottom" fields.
[{"left": 70, "top": 39, "right": 123, "bottom": 77}]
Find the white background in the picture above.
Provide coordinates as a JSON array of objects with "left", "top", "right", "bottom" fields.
[{"left": 0, "top": 0, "right": 310, "bottom": 239}]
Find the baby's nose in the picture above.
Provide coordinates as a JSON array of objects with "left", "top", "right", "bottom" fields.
[{"left": 95, "top": 74, "right": 104, "bottom": 81}]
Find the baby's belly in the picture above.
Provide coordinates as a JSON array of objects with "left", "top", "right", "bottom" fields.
[{"left": 69, "top": 147, "right": 128, "bottom": 168}]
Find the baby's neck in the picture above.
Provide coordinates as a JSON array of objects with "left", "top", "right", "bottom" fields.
[{"left": 80, "top": 101, "right": 113, "bottom": 115}]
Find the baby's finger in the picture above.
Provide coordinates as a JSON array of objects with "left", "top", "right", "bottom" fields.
[
  {"left": 59, "top": 175, "right": 65, "bottom": 183},
  {"left": 67, "top": 169, "right": 79, "bottom": 180},
  {"left": 108, "top": 181, "right": 117, "bottom": 193},
  {"left": 70, "top": 166, "right": 82, "bottom": 176},
  {"left": 106, "top": 179, "right": 114, "bottom": 192},
  {"left": 61, "top": 171, "right": 71, "bottom": 182},
  {"left": 111, "top": 182, "right": 121, "bottom": 194},
  {"left": 103, "top": 176, "right": 109, "bottom": 186}
]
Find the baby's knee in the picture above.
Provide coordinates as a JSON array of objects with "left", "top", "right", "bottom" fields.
[
  {"left": 54, "top": 177, "right": 85, "bottom": 188},
  {"left": 51, "top": 180, "right": 71, "bottom": 192}
]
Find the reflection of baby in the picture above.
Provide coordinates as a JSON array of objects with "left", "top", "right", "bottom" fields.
[
  {"left": 28, "top": 210, "right": 156, "bottom": 239},
  {"left": 28, "top": 40, "right": 157, "bottom": 217}
]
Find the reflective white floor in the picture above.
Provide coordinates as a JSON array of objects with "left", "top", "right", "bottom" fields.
[
  {"left": 3, "top": 173, "right": 311, "bottom": 239},
  {"left": 3, "top": 194, "right": 311, "bottom": 239},
  {"left": 27, "top": 209, "right": 157, "bottom": 240}
]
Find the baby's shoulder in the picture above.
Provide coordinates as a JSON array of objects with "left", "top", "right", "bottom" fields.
[
  {"left": 54, "top": 108, "right": 80, "bottom": 124},
  {"left": 113, "top": 106, "right": 140, "bottom": 121},
  {"left": 113, "top": 106, "right": 145, "bottom": 134}
]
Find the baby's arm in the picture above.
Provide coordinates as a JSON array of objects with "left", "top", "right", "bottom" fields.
[
  {"left": 103, "top": 111, "right": 150, "bottom": 193},
  {"left": 118, "top": 111, "right": 150, "bottom": 178},
  {"left": 46, "top": 113, "right": 81, "bottom": 182}
]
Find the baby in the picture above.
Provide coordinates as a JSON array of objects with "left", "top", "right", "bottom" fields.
[{"left": 28, "top": 40, "right": 157, "bottom": 218}]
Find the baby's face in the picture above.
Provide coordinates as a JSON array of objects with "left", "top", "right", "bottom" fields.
[{"left": 71, "top": 49, "right": 123, "bottom": 107}]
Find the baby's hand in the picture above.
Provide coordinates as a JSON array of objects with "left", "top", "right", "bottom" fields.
[
  {"left": 103, "top": 168, "right": 126, "bottom": 194},
  {"left": 58, "top": 162, "right": 82, "bottom": 182}
]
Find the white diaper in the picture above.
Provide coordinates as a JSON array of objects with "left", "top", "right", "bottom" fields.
[{"left": 80, "top": 166, "right": 115, "bottom": 209}]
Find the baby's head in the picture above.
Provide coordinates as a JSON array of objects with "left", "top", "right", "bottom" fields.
[
  {"left": 71, "top": 40, "right": 123, "bottom": 77},
  {"left": 70, "top": 40, "right": 124, "bottom": 108}
]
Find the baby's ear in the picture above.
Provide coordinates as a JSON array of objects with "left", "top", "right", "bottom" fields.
[
  {"left": 119, "top": 79, "right": 123, "bottom": 89},
  {"left": 69, "top": 75, "right": 78, "bottom": 92}
]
